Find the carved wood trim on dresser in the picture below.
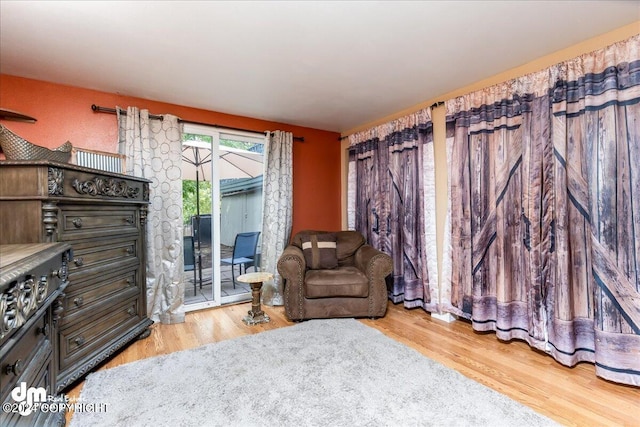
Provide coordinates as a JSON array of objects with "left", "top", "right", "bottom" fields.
[
  {"left": 0, "top": 160, "right": 153, "bottom": 393},
  {"left": 0, "top": 243, "right": 72, "bottom": 427}
]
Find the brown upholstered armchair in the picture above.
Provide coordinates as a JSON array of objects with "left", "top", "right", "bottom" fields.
[{"left": 277, "top": 230, "right": 393, "bottom": 321}]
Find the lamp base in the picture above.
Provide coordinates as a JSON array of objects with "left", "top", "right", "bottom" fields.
[{"left": 243, "top": 311, "right": 270, "bottom": 325}]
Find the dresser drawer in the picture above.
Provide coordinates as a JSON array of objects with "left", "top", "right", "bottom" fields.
[
  {"left": 61, "top": 268, "right": 139, "bottom": 326},
  {"left": 0, "top": 310, "right": 51, "bottom": 400},
  {"left": 62, "top": 167, "right": 147, "bottom": 203},
  {"left": 0, "top": 351, "right": 53, "bottom": 427},
  {"left": 58, "top": 297, "right": 143, "bottom": 373},
  {"left": 59, "top": 205, "right": 139, "bottom": 240},
  {"left": 67, "top": 236, "right": 139, "bottom": 280}
]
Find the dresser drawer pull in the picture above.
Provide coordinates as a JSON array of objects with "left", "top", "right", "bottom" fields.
[
  {"left": 125, "top": 217, "right": 134, "bottom": 225},
  {"left": 38, "top": 324, "right": 50, "bottom": 336},
  {"left": 127, "top": 307, "right": 136, "bottom": 316},
  {"left": 72, "top": 218, "right": 83, "bottom": 228},
  {"left": 74, "top": 336, "right": 86, "bottom": 347},
  {"left": 125, "top": 247, "right": 134, "bottom": 255},
  {"left": 5, "top": 359, "right": 23, "bottom": 376},
  {"left": 126, "top": 278, "right": 133, "bottom": 286},
  {"left": 52, "top": 267, "right": 64, "bottom": 279},
  {"left": 73, "top": 297, "right": 84, "bottom": 307},
  {"left": 74, "top": 257, "right": 84, "bottom": 267}
]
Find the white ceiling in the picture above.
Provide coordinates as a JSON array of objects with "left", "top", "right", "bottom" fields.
[{"left": 1, "top": 1, "right": 639, "bottom": 133}]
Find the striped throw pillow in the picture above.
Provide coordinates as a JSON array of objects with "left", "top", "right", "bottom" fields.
[{"left": 301, "top": 233, "right": 338, "bottom": 269}]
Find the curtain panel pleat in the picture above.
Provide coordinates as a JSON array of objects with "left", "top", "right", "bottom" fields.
[
  {"left": 347, "top": 109, "right": 439, "bottom": 313},
  {"left": 260, "top": 130, "right": 293, "bottom": 306},
  {"left": 444, "top": 34, "right": 640, "bottom": 386},
  {"left": 117, "top": 107, "right": 185, "bottom": 324}
]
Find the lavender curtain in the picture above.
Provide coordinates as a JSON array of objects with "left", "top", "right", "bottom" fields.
[
  {"left": 348, "top": 109, "right": 438, "bottom": 312},
  {"left": 117, "top": 107, "right": 185, "bottom": 324},
  {"left": 445, "top": 34, "right": 640, "bottom": 385}
]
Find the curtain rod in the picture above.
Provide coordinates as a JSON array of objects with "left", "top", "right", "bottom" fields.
[
  {"left": 339, "top": 101, "right": 445, "bottom": 141},
  {"left": 91, "top": 104, "right": 304, "bottom": 142}
]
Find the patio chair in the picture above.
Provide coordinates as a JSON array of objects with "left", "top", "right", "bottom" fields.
[
  {"left": 183, "top": 235, "right": 198, "bottom": 296},
  {"left": 192, "top": 214, "right": 212, "bottom": 249},
  {"left": 192, "top": 214, "right": 212, "bottom": 290},
  {"left": 221, "top": 231, "right": 261, "bottom": 288}
]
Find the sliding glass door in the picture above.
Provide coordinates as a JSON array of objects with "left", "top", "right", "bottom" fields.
[{"left": 181, "top": 124, "right": 265, "bottom": 311}]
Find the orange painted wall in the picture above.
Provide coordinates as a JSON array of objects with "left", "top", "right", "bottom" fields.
[{"left": 0, "top": 74, "right": 341, "bottom": 236}]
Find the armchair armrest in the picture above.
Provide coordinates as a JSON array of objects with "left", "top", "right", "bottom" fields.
[
  {"left": 277, "top": 245, "right": 306, "bottom": 279},
  {"left": 354, "top": 244, "right": 393, "bottom": 317},
  {"left": 277, "top": 245, "right": 306, "bottom": 320},
  {"left": 354, "top": 245, "right": 393, "bottom": 280}
]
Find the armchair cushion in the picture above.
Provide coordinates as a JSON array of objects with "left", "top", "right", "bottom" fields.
[
  {"left": 293, "top": 230, "right": 365, "bottom": 265},
  {"left": 305, "top": 266, "right": 369, "bottom": 298},
  {"left": 300, "top": 233, "right": 338, "bottom": 269}
]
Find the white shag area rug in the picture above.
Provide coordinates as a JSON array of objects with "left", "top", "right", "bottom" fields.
[{"left": 70, "top": 318, "right": 559, "bottom": 427}]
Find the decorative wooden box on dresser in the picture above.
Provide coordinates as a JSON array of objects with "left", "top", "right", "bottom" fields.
[
  {"left": 0, "top": 243, "right": 72, "bottom": 426},
  {"left": 0, "top": 160, "right": 153, "bottom": 394}
]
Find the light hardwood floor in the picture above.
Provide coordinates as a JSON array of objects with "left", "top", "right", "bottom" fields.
[{"left": 65, "top": 302, "right": 639, "bottom": 426}]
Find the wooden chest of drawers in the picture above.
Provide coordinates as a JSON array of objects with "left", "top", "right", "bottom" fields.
[
  {"left": 0, "top": 243, "right": 71, "bottom": 427},
  {"left": 0, "top": 160, "right": 153, "bottom": 392}
]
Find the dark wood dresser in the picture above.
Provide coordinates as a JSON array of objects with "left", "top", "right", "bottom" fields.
[
  {"left": 0, "top": 160, "right": 153, "bottom": 392},
  {"left": 0, "top": 243, "right": 71, "bottom": 427}
]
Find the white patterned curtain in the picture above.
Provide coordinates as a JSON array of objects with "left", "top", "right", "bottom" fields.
[
  {"left": 260, "top": 130, "right": 293, "bottom": 306},
  {"left": 117, "top": 107, "right": 185, "bottom": 324}
]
